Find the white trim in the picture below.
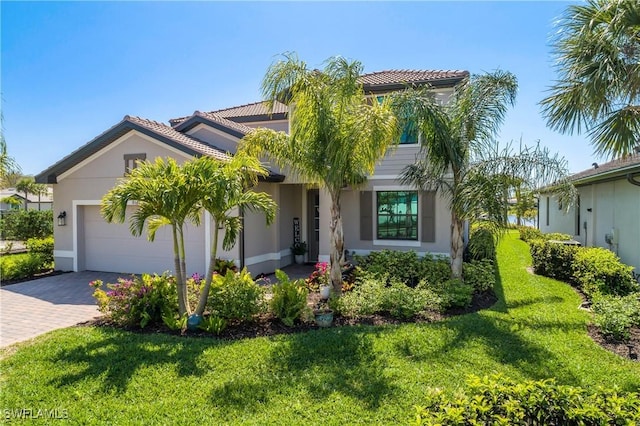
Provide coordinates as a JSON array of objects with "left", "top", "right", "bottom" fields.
[
  {"left": 373, "top": 239, "right": 422, "bottom": 247},
  {"left": 57, "top": 130, "right": 193, "bottom": 181},
  {"left": 245, "top": 251, "right": 282, "bottom": 266},
  {"left": 318, "top": 254, "right": 330, "bottom": 263},
  {"left": 350, "top": 248, "right": 449, "bottom": 258},
  {"left": 53, "top": 250, "right": 74, "bottom": 258},
  {"left": 373, "top": 184, "right": 414, "bottom": 191},
  {"left": 72, "top": 200, "right": 104, "bottom": 271}
]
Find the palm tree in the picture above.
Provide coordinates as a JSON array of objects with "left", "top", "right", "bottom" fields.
[
  {"left": 15, "top": 177, "right": 36, "bottom": 210},
  {"left": 192, "top": 153, "right": 276, "bottom": 317},
  {"left": 101, "top": 158, "right": 203, "bottom": 315},
  {"left": 541, "top": 0, "right": 640, "bottom": 158},
  {"left": 240, "top": 54, "right": 400, "bottom": 294},
  {"left": 397, "top": 72, "right": 575, "bottom": 278},
  {"left": 0, "top": 115, "right": 21, "bottom": 186}
]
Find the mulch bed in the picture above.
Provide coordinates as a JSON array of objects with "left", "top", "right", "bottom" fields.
[
  {"left": 80, "top": 290, "right": 498, "bottom": 341},
  {"left": 587, "top": 324, "right": 640, "bottom": 362}
]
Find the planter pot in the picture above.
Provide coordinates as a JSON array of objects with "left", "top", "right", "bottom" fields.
[
  {"left": 187, "top": 314, "right": 202, "bottom": 331},
  {"left": 294, "top": 254, "right": 304, "bottom": 264},
  {"left": 314, "top": 310, "right": 334, "bottom": 327},
  {"left": 319, "top": 285, "right": 331, "bottom": 299}
]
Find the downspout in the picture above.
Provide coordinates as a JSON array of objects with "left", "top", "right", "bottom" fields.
[{"left": 627, "top": 172, "right": 640, "bottom": 187}]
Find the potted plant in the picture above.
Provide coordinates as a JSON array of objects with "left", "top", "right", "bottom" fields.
[
  {"left": 313, "top": 300, "right": 334, "bottom": 327},
  {"left": 290, "top": 241, "right": 307, "bottom": 264}
]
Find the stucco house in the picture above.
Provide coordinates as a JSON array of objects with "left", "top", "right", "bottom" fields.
[
  {"left": 538, "top": 152, "right": 640, "bottom": 271},
  {"left": 35, "top": 69, "right": 468, "bottom": 277}
]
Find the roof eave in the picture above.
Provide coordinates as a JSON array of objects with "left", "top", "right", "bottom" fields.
[
  {"left": 174, "top": 115, "right": 247, "bottom": 139},
  {"left": 362, "top": 76, "right": 466, "bottom": 94}
]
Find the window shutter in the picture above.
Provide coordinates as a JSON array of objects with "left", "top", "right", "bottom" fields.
[
  {"left": 360, "top": 191, "right": 373, "bottom": 241},
  {"left": 421, "top": 191, "right": 436, "bottom": 242}
]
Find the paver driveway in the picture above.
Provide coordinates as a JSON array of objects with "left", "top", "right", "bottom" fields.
[{"left": 0, "top": 271, "right": 124, "bottom": 348}]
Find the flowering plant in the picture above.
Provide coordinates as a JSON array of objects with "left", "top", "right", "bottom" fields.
[{"left": 305, "top": 262, "right": 330, "bottom": 291}]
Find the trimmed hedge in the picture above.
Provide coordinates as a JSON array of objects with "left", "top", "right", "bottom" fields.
[
  {"left": 529, "top": 239, "right": 578, "bottom": 283},
  {"left": 0, "top": 210, "right": 53, "bottom": 240},
  {"left": 414, "top": 374, "right": 640, "bottom": 425},
  {"left": 573, "top": 247, "right": 638, "bottom": 297}
]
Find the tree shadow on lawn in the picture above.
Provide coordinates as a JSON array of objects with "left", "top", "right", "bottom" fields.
[
  {"left": 48, "top": 327, "right": 223, "bottom": 392},
  {"left": 209, "top": 326, "right": 398, "bottom": 415},
  {"left": 394, "top": 269, "right": 587, "bottom": 386}
]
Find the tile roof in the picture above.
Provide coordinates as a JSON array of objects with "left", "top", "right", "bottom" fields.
[
  {"left": 124, "top": 115, "right": 231, "bottom": 161},
  {"left": 570, "top": 153, "right": 640, "bottom": 183},
  {"left": 359, "top": 69, "right": 469, "bottom": 87},
  {"left": 170, "top": 101, "right": 288, "bottom": 126},
  {"left": 172, "top": 111, "right": 256, "bottom": 137}
]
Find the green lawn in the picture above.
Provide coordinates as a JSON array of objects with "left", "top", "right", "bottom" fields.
[{"left": 1, "top": 233, "right": 638, "bottom": 424}]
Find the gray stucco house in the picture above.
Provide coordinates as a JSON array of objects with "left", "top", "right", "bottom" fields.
[
  {"left": 35, "top": 69, "right": 468, "bottom": 277},
  {"left": 539, "top": 152, "right": 640, "bottom": 271}
]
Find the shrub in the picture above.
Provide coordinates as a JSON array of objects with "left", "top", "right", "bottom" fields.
[
  {"left": 355, "top": 250, "right": 450, "bottom": 287},
  {"left": 529, "top": 239, "right": 578, "bottom": 283},
  {"left": 463, "top": 259, "right": 496, "bottom": 292},
  {"left": 206, "top": 268, "right": 265, "bottom": 321},
  {"left": 269, "top": 270, "right": 308, "bottom": 326},
  {"left": 573, "top": 247, "right": 638, "bottom": 297},
  {"left": 198, "top": 315, "right": 228, "bottom": 335},
  {"left": 91, "top": 273, "right": 178, "bottom": 328},
  {"left": 333, "top": 274, "right": 385, "bottom": 317},
  {"left": 518, "top": 226, "right": 542, "bottom": 242},
  {"left": 0, "top": 210, "right": 53, "bottom": 240},
  {"left": 414, "top": 374, "right": 640, "bottom": 425},
  {"left": 214, "top": 258, "right": 238, "bottom": 275},
  {"left": 438, "top": 278, "right": 474, "bottom": 309},
  {"left": 0, "top": 253, "right": 47, "bottom": 281},
  {"left": 592, "top": 294, "right": 640, "bottom": 341},
  {"left": 26, "top": 236, "right": 54, "bottom": 264},
  {"left": 383, "top": 280, "right": 442, "bottom": 319},
  {"left": 466, "top": 228, "right": 496, "bottom": 261},
  {"left": 545, "top": 232, "right": 573, "bottom": 241}
]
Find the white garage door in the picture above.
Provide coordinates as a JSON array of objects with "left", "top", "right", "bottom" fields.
[{"left": 82, "top": 205, "right": 206, "bottom": 275}]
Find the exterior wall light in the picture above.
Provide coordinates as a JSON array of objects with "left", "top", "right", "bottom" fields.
[{"left": 57, "top": 211, "right": 67, "bottom": 226}]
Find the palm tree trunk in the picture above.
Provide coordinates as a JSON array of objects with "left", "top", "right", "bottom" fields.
[
  {"left": 329, "top": 189, "right": 344, "bottom": 295},
  {"left": 172, "top": 225, "right": 188, "bottom": 315},
  {"left": 195, "top": 220, "right": 219, "bottom": 316},
  {"left": 450, "top": 211, "right": 464, "bottom": 279}
]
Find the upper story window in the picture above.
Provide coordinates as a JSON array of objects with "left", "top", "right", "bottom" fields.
[
  {"left": 124, "top": 153, "right": 146, "bottom": 175},
  {"left": 376, "top": 96, "right": 419, "bottom": 145},
  {"left": 377, "top": 191, "right": 418, "bottom": 240}
]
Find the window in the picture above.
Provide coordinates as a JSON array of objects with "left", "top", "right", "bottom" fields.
[
  {"left": 376, "top": 96, "right": 418, "bottom": 144},
  {"left": 376, "top": 191, "right": 418, "bottom": 240},
  {"left": 124, "top": 153, "right": 147, "bottom": 175}
]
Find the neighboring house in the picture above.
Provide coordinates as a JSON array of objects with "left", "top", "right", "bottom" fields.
[
  {"left": 539, "top": 152, "right": 640, "bottom": 271},
  {"left": 0, "top": 187, "right": 53, "bottom": 211},
  {"left": 35, "top": 69, "right": 468, "bottom": 276}
]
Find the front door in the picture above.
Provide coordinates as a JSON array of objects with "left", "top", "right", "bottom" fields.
[{"left": 307, "top": 189, "right": 320, "bottom": 262}]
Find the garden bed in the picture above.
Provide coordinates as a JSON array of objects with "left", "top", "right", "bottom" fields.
[
  {"left": 81, "top": 289, "right": 497, "bottom": 341},
  {"left": 587, "top": 324, "right": 640, "bottom": 362}
]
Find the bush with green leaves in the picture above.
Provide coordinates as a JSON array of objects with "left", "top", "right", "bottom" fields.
[
  {"left": 529, "top": 239, "right": 578, "bottom": 283},
  {"left": 545, "top": 232, "right": 573, "bottom": 241},
  {"left": 198, "top": 315, "right": 228, "bottom": 335},
  {"left": 0, "top": 253, "right": 48, "bottom": 281},
  {"left": 466, "top": 228, "right": 496, "bottom": 261},
  {"left": 0, "top": 210, "right": 53, "bottom": 240},
  {"left": 26, "top": 236, "right": 54, "bottom": 264},
  {"left": 572, "top": 247, "right": 638, "bottom": 297},
  {"left": 383, "top": 280, "right": 442, "bottom": 319},
  {"left": 463, "top": 259, "right": 496, "bottom": 292},
  {"left": 269, "top": 270, "right": 309, "bottom": 326},
  {"left": 206, "top": 268, "right": 265, "bottom": 321},
  {"left": 592, "top": 294, "right": 640, "bottom": 341},
  {"left": 518, "top": 226, "right": 542, "bottom": 242},
  {"left": 333, "top": 274, "right": 385, "bottom": 317},
  {"left": 91, "top": 273, "right": 178, "bottom": 328},
  {"left": 414, "top": 374, "right": 640, "bottom": 425},
  {"left": 437, "top": 278, "right": 474, "bottom": 309},
  {"left": 354, "top": 250, "right": 450, "bottom": 287}
]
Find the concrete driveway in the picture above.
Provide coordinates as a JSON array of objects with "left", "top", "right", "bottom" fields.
[{"left": 0, "top": 271, "right": 124, "bottom": 348}]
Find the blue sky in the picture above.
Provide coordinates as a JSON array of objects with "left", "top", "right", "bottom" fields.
[{"left": 2, "top": 0, "right": 599, "bottom": 176}]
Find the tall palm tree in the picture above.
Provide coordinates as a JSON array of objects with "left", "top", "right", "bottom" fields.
[
  {"left": 15, "top": 177, "right": 36, "bottom": 210},
  {"left": 0, "top": 114, "right": 21, "bottom": 186},
  {"left": 241, "top": 54, "right": 400, "bottom": 294},
  {"left": 192, "top": 153, "right": 276, "bottom": 317},
  {"left": 397, "top": 72, "right": 575, "bottom": 278},
  {"left": 541, "top": 0, "right": 640, "bottom": 158},
  {"left": 101, "top": 157, "right": 203, "bottom": 315}
]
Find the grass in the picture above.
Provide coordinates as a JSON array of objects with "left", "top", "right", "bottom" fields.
[{"left": 1, "top": 232, "right": 639, "bottom": 424}]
